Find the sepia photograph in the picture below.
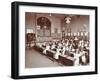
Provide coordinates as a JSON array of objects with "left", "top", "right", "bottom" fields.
[{"left": 25, "top": 13, "right": 90, "bottom": 68}]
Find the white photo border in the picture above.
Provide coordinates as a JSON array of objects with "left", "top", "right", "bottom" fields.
[{"left": 19, "top": 5, "right": 96, "bottom": 76}]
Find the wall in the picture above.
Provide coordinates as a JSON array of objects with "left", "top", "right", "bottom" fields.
[
  {"left": 0, "top": 0, "right": 99, "bottom": 81},
  {"left": 25, "top": 12, "right": 36, "bottom": 33},
  {"left": 69, "top": 15, "right": 89, "bottom": 33},
  {"left": 26, "top": 12, "right": 62, "bottom": 42},
  {"left": 26, "top": 13, "right": 89, "bottom": 42},
  {"left": 26, "top": 12, "right": 62, "bottom": 33}
]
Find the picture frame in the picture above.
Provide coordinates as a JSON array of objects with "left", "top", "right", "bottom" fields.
[{"left": 11, "top": 1, "right": 98, "bottom": 79}]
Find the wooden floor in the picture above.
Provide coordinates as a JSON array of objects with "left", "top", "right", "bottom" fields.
[{"left": 25, "top": 49, "right": 63, "bottom": 68}]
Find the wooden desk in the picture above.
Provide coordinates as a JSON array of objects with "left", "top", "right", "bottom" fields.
[{"left": 33, "top": 45, "right": 74, "bottom": 66}]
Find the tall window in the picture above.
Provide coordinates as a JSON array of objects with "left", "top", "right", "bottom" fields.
[{"left": 37, "top": 17, "right": 51, "bottom": 36}]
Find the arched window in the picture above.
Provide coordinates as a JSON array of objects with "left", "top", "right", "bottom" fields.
[{"left": 37, "top": 17, "right": 51, "bottom": 36}]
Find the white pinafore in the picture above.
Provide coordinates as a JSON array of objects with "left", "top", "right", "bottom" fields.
[
  {"left": 54, "top": 48, "right": 61, "bottom": 59},
  {"left": 43, "top": 45, "right": 50, "bottom": 54},
  {"left": 74, "top": 53, "right": 80, "bottom": 66},
  {"left": 81, "top": 51, "right": 86, "bottom": 64}
]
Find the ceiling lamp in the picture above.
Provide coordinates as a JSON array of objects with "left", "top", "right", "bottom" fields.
[{"left": 65, "top": 16, "right": 71, "bottom": 24}]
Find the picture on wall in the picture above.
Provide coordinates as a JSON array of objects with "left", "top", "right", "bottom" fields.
[{"left": 11, "top": 1, "right": 98, "bottom": 79}]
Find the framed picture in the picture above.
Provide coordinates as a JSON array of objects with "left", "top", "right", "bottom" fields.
[{"left": 11, "top": 1, "right": 98, "bottom": 79}]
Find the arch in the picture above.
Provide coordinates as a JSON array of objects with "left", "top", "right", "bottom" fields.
[
  {"left": 37, "top": 17, "right": 51, "bottom": 37},
  {"left": 37, "top": 17, "right": 51, "bottom": 29}
]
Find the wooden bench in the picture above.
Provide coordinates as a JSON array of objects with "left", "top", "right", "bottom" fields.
[{"left": 33, "top": 45, "right": 74, "bottom": 66}]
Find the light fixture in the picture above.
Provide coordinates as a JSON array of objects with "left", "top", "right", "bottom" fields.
[
  {"left": 37, "top": 25, "right": 40, "bottom": 30},
  {"left": 68, "top": 33, "right": 70, "bottom": 36},
  {"left": 81, "top": 32, "right": 84, "bottom": 36},
  {"left": 44, "top": 26, "right": 47, "bottom": 29},
  {"left": 27, "top": 29, "right": 34, "bottom": 33},
  {"left": 77, "top": 32, "right": 80, "bottom": 36},
  {"left": 74, "top": 32, "right": 76, "bottom": 36},
  {"left": 65, "top": 16, "right": 71, "bottom": 24},
  {"left": 85, "top": 32, "right": 88, "bottom": 36}
]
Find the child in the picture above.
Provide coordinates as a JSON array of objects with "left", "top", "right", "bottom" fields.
[
  {"left": 70, "top": 49, "right": 85, "bottom": 66},
  {"left": 62, "top": 45, "right": 66, "bottom": 56},
  {"left": 54, "top": 47, "right": 61, "bottom": 59},
  {"left": 51, "top": 42, "right": 56, "bottom": 50},
  {"left": 43, "top": 43, "right": 50, "bottom": 54}
]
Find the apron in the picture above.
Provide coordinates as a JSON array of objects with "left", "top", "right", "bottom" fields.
[
  {"left": 74, "top": 54, "right": 80, "bottom": 66},
  {"left": 62, "top": 47, "right": 66, "bottom": 55},
  {"left": 43, "top": 45, "right": 50, "bottom": 54},
  {"left": 81, "top": 55, "right": 86, "bottom": 63},
  {"left": 54, "top": 49, "right": 61, "bottom": 59}
]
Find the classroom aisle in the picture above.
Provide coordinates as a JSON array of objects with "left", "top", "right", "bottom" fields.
[{"left": 25, "top": 49, "right": 61, "bottom": 68}]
